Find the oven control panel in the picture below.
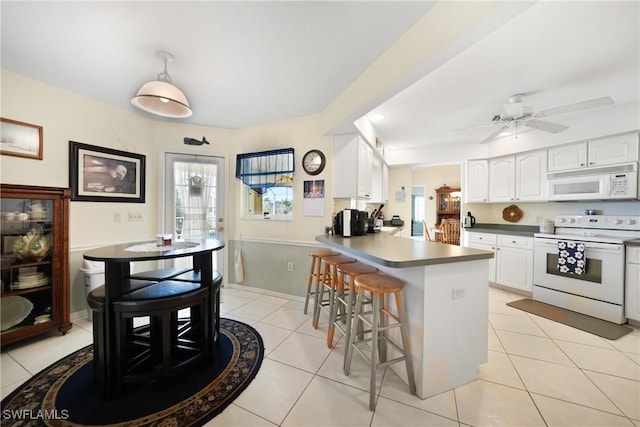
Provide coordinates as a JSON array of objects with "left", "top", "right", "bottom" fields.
[{"left": 554, "top": 215, "right": 640, "bottom": 231}]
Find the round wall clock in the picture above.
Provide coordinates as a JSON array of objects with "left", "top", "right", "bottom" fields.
[{"left": 302, "top": 149, "right": 326, "bottom": 175}]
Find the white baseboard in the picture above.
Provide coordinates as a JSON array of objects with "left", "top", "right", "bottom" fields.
[{"left": 225, "top": 282, "right": 305, "bottom": 303}]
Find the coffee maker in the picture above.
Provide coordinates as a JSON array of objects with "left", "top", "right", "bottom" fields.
[{"left": 333, "top": 209, "right": 366, "bottom": 237}]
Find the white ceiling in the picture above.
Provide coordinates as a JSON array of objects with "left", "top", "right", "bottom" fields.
[{"left": 2, "top": 1, "right": 639, "bottom": 164}]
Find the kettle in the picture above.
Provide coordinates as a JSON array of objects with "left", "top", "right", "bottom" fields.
[{"left": 463, "top": 211, "right": 476, "bottom": 228}]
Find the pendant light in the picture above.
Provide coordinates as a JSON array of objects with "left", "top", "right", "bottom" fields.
[{"left": 131, "top": 51, "right": 192, "bottom": 118}]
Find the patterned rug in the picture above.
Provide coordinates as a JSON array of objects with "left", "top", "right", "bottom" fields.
[{"left": 1, "top": 318, "right": 264, "bottom": 426}]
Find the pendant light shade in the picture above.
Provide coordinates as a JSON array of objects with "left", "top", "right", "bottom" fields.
[{"left": 131, "top": 51, "right": 192, "bottom": 118}]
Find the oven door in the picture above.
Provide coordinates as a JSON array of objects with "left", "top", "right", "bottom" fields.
[{"left": 533, "top": 238, "right": 625, "bottom": 304}]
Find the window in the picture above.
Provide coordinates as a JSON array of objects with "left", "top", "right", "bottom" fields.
[{"left": 236, "top": 148, "right": 294, "bottom": 220}]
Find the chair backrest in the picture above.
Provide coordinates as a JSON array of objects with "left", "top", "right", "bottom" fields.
[
  {"left": 422, "top": 220, "right": 432, "bottom": 241},
  {"left": 440, "top": 219, "right": 460, "bottom": 245}
]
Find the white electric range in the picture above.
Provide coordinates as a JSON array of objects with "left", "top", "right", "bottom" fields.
[{"left": 533, "top": 215, "right": 640, "bottom": 324}]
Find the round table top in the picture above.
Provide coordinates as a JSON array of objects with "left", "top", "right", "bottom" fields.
[{"left": 83, "top": 239, "right": 225, "bottom": 263}]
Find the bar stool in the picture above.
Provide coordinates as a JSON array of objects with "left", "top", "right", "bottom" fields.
[
  {"left": 86, "top": 279, "right": 158, "bottom": 386},
  {"left": 312, "top": 254, "right": 356, "bottom": 329},
  {"left": 112, "top": 280, "right": 210, "bottom": 393},
  {"left": 345, "top": 272, "right": 416, "bottom": 410},
  {"left": 327, "top": 261, "right": 378, "bottom": 350},
  {"left": 304, "top": 250, "right": 339, "bottom": 314}
]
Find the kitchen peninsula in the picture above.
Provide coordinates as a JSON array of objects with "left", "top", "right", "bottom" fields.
[{"left": 316, "top": 229, "right": 494, "bottom": 399}]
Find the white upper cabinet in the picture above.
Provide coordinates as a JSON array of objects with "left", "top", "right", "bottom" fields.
[
  {"left": 515, "top": 150, "right": 547, "bottom": 201},
  {"left": 371, "top": 155, "right": 384, "bottom": 202},
  {"left": 548, "top": 133, "right": 639, "bottom": 172},
  {"left": 547, "top": 142, "right": 588, "bottom": 172},
  {"left": 356, "top": 138, "right": 373, "bottom": 198},
  {"left": 487, "top": 151, "right": 547, "bottom": 203},
  {"left": 334, "top": 134, "right": 386, "bottom": 200},
  {"left": 464, "top": 160, "right": 489, "bottom": 203},
  {"left": 489, "top": 157, "right": 516, "bottom": 202},
  {"left": 587, "top": 133, "right": 639, "bottom": 167}
]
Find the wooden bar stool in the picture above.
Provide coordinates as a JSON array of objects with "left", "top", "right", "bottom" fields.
[
  {"left": 304, "top": 250, "right": 339, "bottom": 314},
  {"left": 327, "top": 261, "right": 378, "bottom": 350},
  {"left": 312, "top": 254, "right": 356, "bottom": 329},
  {"left": 345, "top": 272, "right": 416, "bottom": 410}
]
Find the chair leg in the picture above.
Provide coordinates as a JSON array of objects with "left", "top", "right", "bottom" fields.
[
  {"left": 369, "top": 294, "right": 381, "bottom": 411},
  {"left": 344, "top": 291, "right": 362, "bottom": 376},
  {"left": 396, "top": 291, "right": 416, "bottom": 395},
  {"left": 304, "top": 257, "right": 317, "bottom": 314}
]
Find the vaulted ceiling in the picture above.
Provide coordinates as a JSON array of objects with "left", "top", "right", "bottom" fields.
[{"left": 2, "top": 1, "right": 638, "bottom": 165}]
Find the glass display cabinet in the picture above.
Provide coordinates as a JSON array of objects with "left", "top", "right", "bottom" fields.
[
  {"left": 1, "top": 184, "right": 72, "bottom": 345},
  {"left": 435, "top": 186, "right": 461, "bottom": 225}
]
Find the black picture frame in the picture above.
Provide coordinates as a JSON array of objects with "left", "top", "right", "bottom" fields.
[{"left": 69, "top": 141, "right": 146, "bottom": 203}]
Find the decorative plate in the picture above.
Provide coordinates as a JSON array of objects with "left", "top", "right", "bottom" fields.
[
  {"left": 503, "top": 204, "right": 523, "bottom": 223},
  {"left": 1, "top": 296, "right": 34, "bottom": 331}
]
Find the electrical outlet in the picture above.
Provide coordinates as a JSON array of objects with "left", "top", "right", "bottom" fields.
[
  {"left": 452, "top": 287, "right": 465, "bottom": 299},
  {"left": 128, "top": 212, "right": 143, "bottom": 222},
  {"left": 287, "top": 261, "right": 294, "bottom": 272}
]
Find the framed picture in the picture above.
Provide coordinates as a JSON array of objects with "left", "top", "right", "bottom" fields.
[
  {"left": 69, "top": 141, "right": 146, "bottom": 203},
  {"left": 0, "top": 118, "right": 43, "bottom": 160}
]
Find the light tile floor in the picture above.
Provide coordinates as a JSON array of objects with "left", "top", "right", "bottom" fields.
[{"left": 2, "top": 285, "right": 639, "bottom": 426}]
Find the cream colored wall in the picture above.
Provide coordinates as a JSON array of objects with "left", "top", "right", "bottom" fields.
[
  {"left": 386, "top": 166, "right": 413, "bottom": 224},
  {"left": 412, "top": 164, "right": 461, "bottom": 228}
]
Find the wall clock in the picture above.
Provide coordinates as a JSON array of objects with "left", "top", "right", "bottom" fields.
[{"left": 302, "top": 149, "right": 326, "bottom": 175}]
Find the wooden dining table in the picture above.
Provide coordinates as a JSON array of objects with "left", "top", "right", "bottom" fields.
[{"left": 83, "top": 239, "right": 225, "bottom": 399}]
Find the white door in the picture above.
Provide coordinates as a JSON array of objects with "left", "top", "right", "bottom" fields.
[
  {"left": 515, "top": 150, "right": 547, "bottom": 201},
  {"left": 164, "top": 152, "right": 225, "bottom": 274}
]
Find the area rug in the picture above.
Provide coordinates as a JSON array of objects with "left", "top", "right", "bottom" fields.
[
  {"left": 507, "top": 298, "right": 632, "bottom": 340},
  {"left": 1, "top": 318, "right": 263, "bottom": 426}
]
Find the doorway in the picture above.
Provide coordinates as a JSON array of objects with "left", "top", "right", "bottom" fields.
[
  {"left": 163, "top": 152, "right": 225, "bottom": 273},
  {"left": 411, "top": 185, "right": 425, "bottom": 237}
]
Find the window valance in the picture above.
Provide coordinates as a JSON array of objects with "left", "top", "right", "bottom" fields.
[{"left": 235, "top": 148, "right": 294, "bottom": 194}]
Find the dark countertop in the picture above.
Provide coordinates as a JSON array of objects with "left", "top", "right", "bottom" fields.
[
  {"left": 463, "top": 223, "right": 538, "bottom": 237},
  {"left": 316, "top": 231, "right": 494, "bottom": 268},
  {"left": 626, "top": 239, "right": 640, "bottom": 247}
]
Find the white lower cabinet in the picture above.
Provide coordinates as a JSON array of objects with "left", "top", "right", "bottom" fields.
[
  {"left": 465, "top": 231, "right": 533, "bottom": 292},
  {"left": 495, "top": 235, "right": 534, "bottom": 292},
  {"left": 466, "top": 232, "right": 497, "bottom": 282},
  {"left": 625, "top": 246, "right": 640, "bottom": 322}
]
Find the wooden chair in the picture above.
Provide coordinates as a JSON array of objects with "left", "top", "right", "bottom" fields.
[
  {"left": 440, "top": 219, "right": 461, "bottom": 245},
  {"left": 422, "top": 220, "right": 432, "bottom": 241}
]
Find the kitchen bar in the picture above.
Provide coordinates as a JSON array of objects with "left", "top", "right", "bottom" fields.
[{"left": 316, "top": 229, "right": 494, "bottom": 399}]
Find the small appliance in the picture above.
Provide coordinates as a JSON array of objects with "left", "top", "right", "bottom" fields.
[
  {"left": 333, "top": 209, "right": 366, "bottom": 237},
  {"left": 547, "top": 162, "right": 638, "bottom": 201},
  {"left": 462, "top": 212, "right": 476, "bottom": 228}
]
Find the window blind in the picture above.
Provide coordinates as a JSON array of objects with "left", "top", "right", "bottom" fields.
[{"left": 235, "top": 148, "right": 294, "bottom": 194}]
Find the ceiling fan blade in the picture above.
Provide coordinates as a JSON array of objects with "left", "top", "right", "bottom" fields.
[
  {"left": 480, "top": 124, "right": 509, "bottom": 144},
  {"left": 449, "top": 121, "right": 499, "bottom": 133},
  {"left": 538, "top": 96, "right": 614, "bottom": 117},
  {"left": 524, "top": 119, "right": 569, "bottom": 134}
]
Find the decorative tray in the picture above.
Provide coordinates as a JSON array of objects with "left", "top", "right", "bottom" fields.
[{"left": 502, "top": 205, "right": 523, "bottom": 223}]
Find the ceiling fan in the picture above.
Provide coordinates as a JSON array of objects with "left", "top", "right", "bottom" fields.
[{"left": 470, "top": 94, "right": 615, "bottom": 144}]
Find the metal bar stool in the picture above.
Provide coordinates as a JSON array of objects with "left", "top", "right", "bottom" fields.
[
  {"left": 312, "top": 254, "right": 356, "bottom": 329},
  {"left": 328, "top": 261, "right": 378, "bottom": 350},
  {"left": 304, "top": 250, "right": 340, "bottom": 314},
  {"left": 344, "top": 272, "right": 416, "bottom": 410}
]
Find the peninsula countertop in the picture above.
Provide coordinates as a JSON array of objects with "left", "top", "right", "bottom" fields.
[{"left": 316, "top": 230, "right": 494, "bottom": 268}]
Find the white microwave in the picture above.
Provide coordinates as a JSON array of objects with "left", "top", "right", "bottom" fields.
[{"left": 547, "top": 163, "right": 638, "bottom": 201}]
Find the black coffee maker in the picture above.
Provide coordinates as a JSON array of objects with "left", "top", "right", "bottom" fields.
[{"left": 333, "top": 209, "right": 366, "bottom": 237}]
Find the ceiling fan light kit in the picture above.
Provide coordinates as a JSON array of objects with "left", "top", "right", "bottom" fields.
[{"left": 131, "top": 51, "right": 192, "bottom": 119}]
